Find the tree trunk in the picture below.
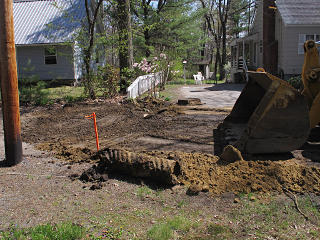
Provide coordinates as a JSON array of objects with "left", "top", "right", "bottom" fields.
[
  {"left": 126, "top": 0, "right": 134, "bottom": 67},
  {"left": 144, "top": 29, "right": 151, "bottom": 57},
  {"left": 220, "top": 22, "right": 227, "bottom": 80},
  {"left": 215, "top": 51, "right": 221, "bottom": 84},
  {"left": 84, "top": 0, "right": 103, "bottom": 100},
  {"left": 117, "top": 0, "right": 130, "bottom": 94},
  {"left": 143, "top": 0, "right": 151, "bottom": 57},
  {"left": 84, "top": 48, "right": 96, "bottom": 99}
]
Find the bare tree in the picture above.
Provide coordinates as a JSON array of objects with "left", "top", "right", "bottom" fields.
[
  {"left": 199, "top": 0, "right": 231, "bottom": 80},
  {"left": 84, "top": 0, "right": 104, "bottom": 99},
  {"left": 127, "top": 0, "right": 134, "bottom": 67},
  {"left": 117, "top": 0, "right": 131, "bottom": 93},
  {"left": 199, "top": 0, "right": 255, "bottom": 81}
]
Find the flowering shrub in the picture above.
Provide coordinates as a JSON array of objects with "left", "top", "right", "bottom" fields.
[
  {"left": 133, "top": 53, "right": 169, "bottom": 75},
  {"left": 132, "top": 54, "right": 186, "bottom": 91},
  {"left": 168, "top": 60, "right": 184, "bottom": 81},
  {"left": 132, "top": 53, "right": 170, "bottom": 91},
  {"left": 96, "top": 64, "right": 120, "bottom": 98}
]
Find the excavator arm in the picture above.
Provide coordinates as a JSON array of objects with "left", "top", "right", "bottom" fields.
[{"left": 302, "top": 40, "right": 320, "bottom": 128}]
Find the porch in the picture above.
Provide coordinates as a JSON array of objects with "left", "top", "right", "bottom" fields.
[{"left": 230, "top": 33, "right": 261, "bottom": 83}]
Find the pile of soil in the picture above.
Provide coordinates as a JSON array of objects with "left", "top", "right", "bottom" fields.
[
  {"left": 172, "top": 152, "right": 320, "bottom": 195},
  {"left": 77, "top": 147, "right": 320, "bottom": 195},
  {"left": 37, "top": 141, "right": 96, "bottom": 163}
]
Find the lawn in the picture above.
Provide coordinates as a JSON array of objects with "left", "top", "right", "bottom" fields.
[
  {"left": 1, "top": 192, "right": 319, "bottom": 239},
  {"left": 33, "top": 78, "right": 225, "bottom": 105}
]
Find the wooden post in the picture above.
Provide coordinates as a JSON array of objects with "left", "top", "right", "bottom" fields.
[{"left": 0, "top": 0, "right": 23, "bottom": 166}]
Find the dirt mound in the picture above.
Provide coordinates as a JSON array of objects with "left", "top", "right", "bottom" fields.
[
  {"left": 171, "top": 151, "right": 320, "bottom": 195},
  {"left": 133, "top": 96, "right": 170, "bottom": 112},
  {"left": 100, "top": 148, "right": 179, "bottom": 185},
  {"left": 78, "top": 148, "right": 320, "bottom": 195},
  {"left": 37, "top": 142, "right": 96, "bottom": 163}
]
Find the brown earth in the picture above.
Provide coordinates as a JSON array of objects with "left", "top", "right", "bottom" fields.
[{"left": 19, "top": 96, "right": 320, "bottom": 196}]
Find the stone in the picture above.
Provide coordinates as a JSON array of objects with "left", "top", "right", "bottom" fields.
[
  {"left": 143, "top": 114, "right": 153, "bottom": 119},
  {"left": 220, "top": 145, "right": 244, "bottom": 163},
  {"left": 90, "top": 184, "right": 102, "bottom": 190},
  {"left": 186, "top": 184, "right": 202, "bottom": 196},
  {"left": 249, "top": 195, "right": 256, "bottom": 201},
  {"left": 168, "top": 152, "right": 175, "bottom": 160},
  {"left": 177, "top": 98, "right": 201, "bottom": 106},
  {"left": 100, "top": 173, "right": 109, "bottom": 182}
]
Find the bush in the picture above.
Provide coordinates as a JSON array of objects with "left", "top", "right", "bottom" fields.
[
  {"left": 96, "top": 64, "right": 120, "bottom": 98},
  {"left": 287, "top": 75, "right": 302, "bottom": 90},
  {"left": 224, "top": 62, "right": 231, "bottom": 81},
  {"left": 119, "top": 67, "right": 136, "bottom": 91},
  {"left": 19, "top": 75, "right": 50, "bottom": 105}
]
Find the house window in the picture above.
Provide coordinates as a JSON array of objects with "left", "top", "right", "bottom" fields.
[
  {"left": 306, "top": 34, "right": 315, "bottom": 40},
  {"left": 44, "top": 47, "right": 57, "bottom": 64},
  {"left": 298, "top": 34, "right": 320, "bottom": 55}
]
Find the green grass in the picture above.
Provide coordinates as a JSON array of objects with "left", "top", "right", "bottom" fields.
[
  {"left": 229, "top": 195, "right": 320, "bottom": 239},
  {"left": 207, "top": 223, "right": 233, "bottom": 239},
  {"left": 14, "top": 74, "right": 227, "bottom": 106},
  {"left": 96, "top": 226, "right": 124, "bottom": 240},
  {"left": 30, "top": 76, "right": 224, "bottom": 105},
  {"left": 0, "top": 222, "right": 85, "bottom": 240},
  {"left": 42, "top": 86, "right": 86, "bottom": 103},
  {"left": 147, "top": 216, "right": 193, "bottom": 240},
  {"left": 135, "top": 186, "right": 153, "bottom": 200},
  {"left": 0, "top": 222, "right": 127, "bottom": 240}
]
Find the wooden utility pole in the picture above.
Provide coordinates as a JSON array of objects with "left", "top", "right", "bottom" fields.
[{"left": 0, "top": 0, "right": 23, "bottom": 166}]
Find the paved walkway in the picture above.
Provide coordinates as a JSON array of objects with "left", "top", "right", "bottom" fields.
[{"left": 177, "top": 83, "right": 245, "bottom": 108}]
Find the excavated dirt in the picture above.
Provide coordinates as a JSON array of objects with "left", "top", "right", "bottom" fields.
[
  {"left": 172, "top": 151, "right": 320, "bottom": 195},
  {"left": 78, "top": 148, "right": 320, "bottom": 195},
  {"left": 19, "top": 96, "right": 320, "bottom": 195}
]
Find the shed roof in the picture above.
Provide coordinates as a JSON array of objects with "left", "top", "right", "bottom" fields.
[
  {"left": 13, "top": 0, "right": 86, "bottom": 45},
  {"left": 276, "top": 0, "right": 320, "bottom": 26}
]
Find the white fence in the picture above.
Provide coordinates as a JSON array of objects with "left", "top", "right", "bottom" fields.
[{"left": 127, "top": 72, "right": 162, "bottom": 99}]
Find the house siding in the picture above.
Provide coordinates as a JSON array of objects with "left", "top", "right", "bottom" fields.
[
  {"left": 281, "top": 26, "right": 320, "bottom": 76},
  {"left": 251, "top": 0, "right": 263, "bottom": 35},
  {"left": 275, "top": 11, "right": 285, "bottom": 76},
  {"left": 252, "top": 0, "right": 263, "bottom": 67},
  {"left": 16, "top": 44, "right": 75, "bottom": 81}
]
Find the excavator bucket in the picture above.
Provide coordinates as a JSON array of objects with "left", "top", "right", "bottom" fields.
[{"left": 215, "top": 71, "right": 310, "bottom": 154}]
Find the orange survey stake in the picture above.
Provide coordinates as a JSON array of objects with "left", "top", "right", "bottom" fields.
[{"left": 85, "top": 112, "right": 100, "bottom": 151}]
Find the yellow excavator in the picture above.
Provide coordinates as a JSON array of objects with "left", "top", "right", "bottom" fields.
[{"left": 215, "top": 40, "right": 320, "bottom": 154}]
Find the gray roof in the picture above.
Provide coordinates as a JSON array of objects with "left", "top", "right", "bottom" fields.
[
  {"left": 276, "top": 0, "right": 320, "bottom": 26},
  {"left": 13, "top": 0, "right": 86, "bottom": 45}
]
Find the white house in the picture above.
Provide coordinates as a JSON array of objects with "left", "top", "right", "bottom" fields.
[
  {"left": 230, "top": 0, "right": 320, "bottom": 82},
  {"left": 12, "top": 0, "right": 104, "bottom": 85}
]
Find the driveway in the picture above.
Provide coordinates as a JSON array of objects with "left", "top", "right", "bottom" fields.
[{"left": 177, "top": 83, "right": 245, "bottom": 108}]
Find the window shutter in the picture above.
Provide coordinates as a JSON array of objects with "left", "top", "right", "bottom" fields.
[{"left": 298, "top": 34, "right": 306, "bottom": 55}]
